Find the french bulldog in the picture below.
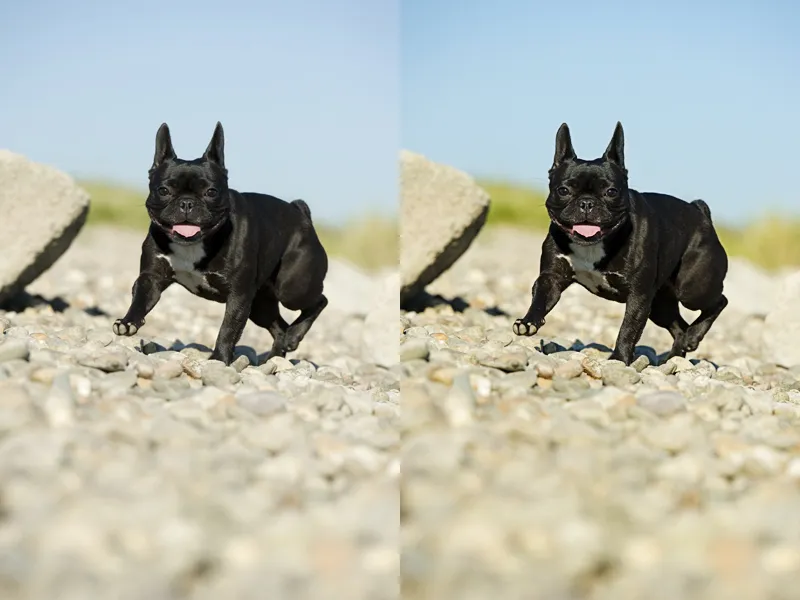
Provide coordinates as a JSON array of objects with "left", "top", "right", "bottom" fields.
[
  {"left": 113, "top": 122, "right": 329, "bottom": 365},
  {"left": 513, "top": 122, "right": 728, "bottom": 365}
]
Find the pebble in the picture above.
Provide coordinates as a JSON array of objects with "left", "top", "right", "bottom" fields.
[
  {"left": 0, "top": 225, "right": 398, "bottom": 599},
  {"left": 182, "top": 358, "right": 203, "bottom": 379},
  {"left": 602, "top": 364, "right": 641, "bottom": 387},
  {"left": 231, "top": 354, "right": 252, "bottom": 372},
  {"left": 78, "top": 350, "right": 128, "bottom": 373},
  {"left": 581, "top": 356, "right": 603, "bottom": 378},
  {"left": 154, "top": 359, "right": 184, "bottom": 380},
  {"left": 0, "top": 338, "right": 30, "bottom": 362},
  {"left": 42, "top": 372, "right": 76, "bottom": 427},
  {"left": 441, "top": 373, "right": 476, "bottom": 427},
  {"left": 260, "top": 356, "right": 294, "bottom": 374},
  {"left": 637, "top": 391, "right": 687, "bottom": 417},
  {"left": 478, "top": 349, "right": 527, "bottom": 372},
  {"left": 555, "top": 359, "right": 583, "bottom": 380},
  {"left": 401, "top": 226, "right": 800, "bottom": 600},
  {"left": 201, "top": 363, "right": 241, "bottom": 387},
  {"left": 400, "top": 338, "right": 429, "bottom": 362},
  {"left": 236, "top": 391, "right": 288, "bottom": 417}
]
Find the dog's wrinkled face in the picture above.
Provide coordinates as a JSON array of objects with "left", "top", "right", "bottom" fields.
[
  {"left": 546, "top": 122, "right": 630, "bottom": 245},
  {"left": 146, "top": 122, "right": 232, "bottom": 245}
]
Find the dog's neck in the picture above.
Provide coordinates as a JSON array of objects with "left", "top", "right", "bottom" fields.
[{"left": 150, "top": 217, "right": 232, "bottom": 268}]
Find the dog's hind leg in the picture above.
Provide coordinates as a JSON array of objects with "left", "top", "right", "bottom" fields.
[
  {"left": 676, "top": 294, "right": 728, "bottom": 356},
  {"left": 281, "top": 295, "right": 328, "bottom": 355},
  {"left": 649, "top": 287, "right": 690, "bottom": 358},
  {"left": 251, "top": 290, "right": 328, "bottom": 361},
  {"left": 270, "top": 238, "right": 328, "bottom": 358},
  {"left": 249, "top": 289, "right": 291, "bottom": 360},
  {"left": 670, "top": 235, "right": 728, "bottom": 359}
]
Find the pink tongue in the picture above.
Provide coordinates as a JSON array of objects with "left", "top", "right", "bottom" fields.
[
  {"left": 572, "top": 224, "right": 601, "bottom": 237},
  {"left": 172, "top": 224, "right": 201, "bottom": 238}
]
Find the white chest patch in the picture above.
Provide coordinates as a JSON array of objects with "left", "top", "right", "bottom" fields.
[
  {"left": 160, "top": 243, "right": 215, "bottom": 294},
  {"left": 559, "top": 243, "right": 619, "bottom": 294}
]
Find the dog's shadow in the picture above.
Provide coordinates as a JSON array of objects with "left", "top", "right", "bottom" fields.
[
  {"left": 402, "top": 291, "right": 509, "bottom": 317},
  {"left": 403, "top": 292, "right": 718, "bottom": 369},
  {"left": 144, "top": 339, "right": 319, "bottom": 369},
  {"left": 0, "top": 291, "right": 108, "bottom": 318},
  {"left": 543, "top": 338, "right": 717, "bottom": 368}
]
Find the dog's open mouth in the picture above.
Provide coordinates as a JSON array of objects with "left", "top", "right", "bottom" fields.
[
  {"left": 172, "top": 224, "right": 202, "bottom": 239},
  {"left": 571, "top": 224, "right": 602, "bottom": 239}
]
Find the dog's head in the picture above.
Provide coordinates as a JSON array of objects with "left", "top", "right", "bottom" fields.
[
  {"left": 145, "top": 122, "right": 231, "bottom": 244},
  {"left": 545, "top": 122, "right": 630, "bottom": 245}
]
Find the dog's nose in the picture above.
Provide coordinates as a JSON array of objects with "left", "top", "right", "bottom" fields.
[
  {"left": 179, "top": 199, "right": 194, "bottom": 212},
  {"left": 579, "top": 198, "right": 594, "bottom": 212}
]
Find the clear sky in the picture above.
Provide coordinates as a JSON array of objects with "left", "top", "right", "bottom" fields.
[
  {"left": 0, "top": 0, "right": 399, "bottom": 225},
  {"left": 402, "top": 0, "right": 800, "bottom": 225}
]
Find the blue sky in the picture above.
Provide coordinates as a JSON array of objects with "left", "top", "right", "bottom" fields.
[
  {"left": 0, "top": 0, "right": 399, "bottom": 225},
  {"left": 402, "top": 0, "right": 800, "bottom": 224}
]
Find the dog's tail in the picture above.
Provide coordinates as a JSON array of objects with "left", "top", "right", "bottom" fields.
[
  {"left": 691, "top": 199, "right": 712, "bottom": 220},
  {"left": 291, "top": 199, "right": 313, "bottom": 222}
]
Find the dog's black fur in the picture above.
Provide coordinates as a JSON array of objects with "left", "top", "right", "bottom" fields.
[
  {"left": 513, "top": 122, "right": 728, "bottom": 365},
  {"left": 113, "top": 122, "right": 329, "bottom": 365}
]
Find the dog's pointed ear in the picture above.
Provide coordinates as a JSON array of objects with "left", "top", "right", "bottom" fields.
[
  {"left": 551, "top": 123, "right": 576, "bottom": 170},
  {"left": 203, "top": 121, "right": 225, "bottom": 167},
  {"left": 152, "top": 123, "right": 176, "bottom": 169},
  {"left": 602, "top": 121, "right": 625, "bottom": 168}
]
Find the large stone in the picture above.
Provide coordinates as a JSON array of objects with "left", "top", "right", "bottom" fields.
[
  {"left": 762, "top": 270, "right": 800, "bottom": 367},
  {"left": 400, "top": 150, "right": 490, "bottom": 306},
  {"left": 0, "top": 150, "right": 90, "bottom": 306},
  {"left": 361, "top": 271, "right": 399, "bottom": 367}
]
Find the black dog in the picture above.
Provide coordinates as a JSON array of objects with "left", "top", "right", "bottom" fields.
[
  {"left": 113, "top": 122, "right": 329, "bottom": 365},
  {"left": 513, "top": 122, "right": 728, "bottom": 365}
]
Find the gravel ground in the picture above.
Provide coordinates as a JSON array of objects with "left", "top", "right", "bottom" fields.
[
  {"left": 0, "top": 226, "right": 399, "bottom": 600},
  {"left": 401, "top": 227, "right": 800, "bottom": 600}
]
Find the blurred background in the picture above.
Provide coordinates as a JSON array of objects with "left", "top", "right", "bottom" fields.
[
  {"left": 402, "top": 0, "right": 800, "bottom": 269},
  {"left": 0, "top": 0, "right": 399, "bottom": 270}
]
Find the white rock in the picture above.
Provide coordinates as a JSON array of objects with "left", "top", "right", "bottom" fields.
[
  {"left": 400, "top": 150, "right": 490, "bottom": 304},
  {"left": 0, "top": 150, "right": 90, "bottom": 305}
]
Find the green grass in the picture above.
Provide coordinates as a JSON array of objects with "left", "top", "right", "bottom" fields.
[
  {"left": 478, "top": 179, "right": 800, "bottom": 271},
  {"left": 81, "top": 181, "right": 153, "bottom": 229},
  {"left": 715, "top": 218, "right": 800, "bottom": 271},
  {"left": 479, "top": 180, "right": 551, "bottom": 230},
  {"left": 79, "top": 180, "right": 397, "bottom": 271}
]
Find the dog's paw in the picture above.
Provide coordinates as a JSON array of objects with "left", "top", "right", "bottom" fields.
[
  {"left": 608, "top": 349, "right": 634, "bottom": 365},
  {"left": 209, "top": 349, "right": 234, "bottom": 365},
  {"left": 513, "top": 318, "right": 539, "bottom": 336},
  {"left": 263, "top": 347, "right": 287, "bottom": 363},
  {"left": 113, "top": 319, "right": 143, "bottom": 336},
  {"left": 680, "top": 336, "right": 700, "bottom": 354}
]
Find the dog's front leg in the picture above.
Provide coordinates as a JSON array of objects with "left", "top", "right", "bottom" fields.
[
  {"left": 211, "top": 289, "right": 256, "bottom": 365},
  {"left": 113, "top": 272, "right": 172, "bottom": 336},
  {"left": 609, "top": 283, "right": 655, "bottom": 365},
  {"left": 513, "top": 271, "right": 572, "bottom": 336}
]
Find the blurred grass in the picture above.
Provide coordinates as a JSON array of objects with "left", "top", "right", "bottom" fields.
[
  {"left": 478, "top": 179, "right": 800, "bottom": 271},
  {"left": 480, "top": 180, "right": 551, "bottom": 230},
  {"left": 80, "top": 181, "right": 397, "bottom": 271}
]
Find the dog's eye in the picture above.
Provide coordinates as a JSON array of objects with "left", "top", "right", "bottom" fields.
[
  {"left": 606, "top": 187, "right": 619, "bottom": 198},
  {"left": 205, "top": 188, "right": 218, "bottom": 198},
  {"left": 557, "top": 186, "right": 570, "bottom": 197},
  {"left": 157, "top": 186, "right": 170, "bottom": 197}
]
